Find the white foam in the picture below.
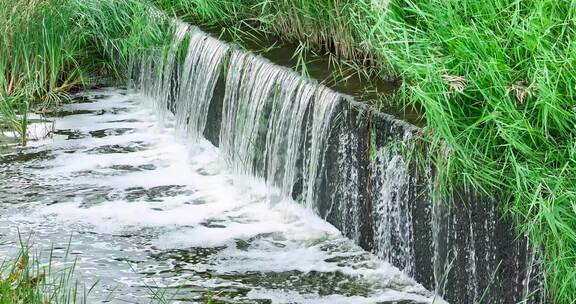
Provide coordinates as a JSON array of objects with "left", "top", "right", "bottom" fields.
[
  {"left": 0, "top": 89, "right": 438, "bottom": 303},
  {"left": 246, "top": 289, "right": 445, "bottom": 304}
]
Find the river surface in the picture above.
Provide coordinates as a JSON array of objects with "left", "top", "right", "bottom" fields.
[{"left": 0, "top": 88, "right": 437, "bottom": 303}]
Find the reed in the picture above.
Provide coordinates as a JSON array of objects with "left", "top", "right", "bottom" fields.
[
  {"left": 361, "top": 2, "right": 576, "bottom": 302},
  {"left": 0, "top": 0, "right": 171, "bottom": 144},
  {"left": 0, "top": 239, "right": 88, "bottom": 304},
  {"left": 0, "top": 0, "right": 81, "bottom": 144}
]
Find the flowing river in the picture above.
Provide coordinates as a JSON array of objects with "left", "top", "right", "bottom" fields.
[{"left": 0, "top": 89, "right": 437, "bottom": 303}]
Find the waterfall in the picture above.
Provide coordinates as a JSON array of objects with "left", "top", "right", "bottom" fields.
[
  {"left": 333, "top": 129, "right": 362, "bottom": 243},
  {"left": 128, "top": 20, "right": 542, "bottom": 304},
  {"left": 301, "top": 87, "right": 339, "bottom": 209},
  {"left": 219, "top": 50, "right": 289, "bottom": 180},
  {"left": 175, "top": 27, "right": 229, "bottom": 141},
  {"left": 153, "top": 21, "right": 189, "bottom": 119},
  {"left": 371, "top": 143, "right": 415, "bottom": 276},
  {"left": 132, "top": 23, "right": 340, "bottom": 207},
  {"left": 218, "top": 49, "right": 339, "bottom": 206},
  {"left": 130, "top": 21, "right": 188, "bottom": 117}
]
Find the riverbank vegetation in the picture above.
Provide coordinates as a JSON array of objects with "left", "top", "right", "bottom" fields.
[
  {"left": 1, "top": 0, "right": 574, "bottom": 302},
  {"left": 0, "top": 238, "right": 192, "bottom": 304},
  {"left": 0, "top": 0, "right": 169, "bottom": 144},
  {"left": 0, "top": 240, "right": 85, "bottom": 304}
]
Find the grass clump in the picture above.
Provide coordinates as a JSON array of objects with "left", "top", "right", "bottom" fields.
[
  {"left": 0, "top": 0, "right": 83, "bottom": 144},
  {"left": 0, "top": 0, "right": 171, "bottom": 144},
  {"left": 0, "top": 240, "right": 87, "bottom": 304}
]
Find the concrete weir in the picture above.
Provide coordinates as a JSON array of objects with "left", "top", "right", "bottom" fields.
[{"left": 129, "top": 21, "right": 543, "bottom": 304}]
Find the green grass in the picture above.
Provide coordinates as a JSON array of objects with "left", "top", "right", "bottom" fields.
[
  {"left": 0, "top": 0, "right": 82, "bottom": 145},
  {"left": 0, "top": 234, "right": 217, "bottom": 304},
  {"left": 0, "top": 237, "right": 89, "bottom": 304},
  {"left": 0, "top": 0, "right": 171, "bottom": 144},
  {"left": 360, "top": 2, "right": 576, "bottom": 302}
]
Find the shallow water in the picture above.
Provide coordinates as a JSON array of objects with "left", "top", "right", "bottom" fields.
[{"left": 0, "top": 89, "right": 436, "bottom": 303}]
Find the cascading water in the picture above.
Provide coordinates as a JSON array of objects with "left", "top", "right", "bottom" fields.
[
  {"left": 0, "top": 87, "right": 440, "bottom": 303},
  {"left": 332, "top": 129, "right": 362, "bottom": 243},
  {"left": 301, "top": 87, "right": 339, "bottom": 210},
  {"left": 146, "top": 21, "right": 188, "bottom": 119},
  {"left": 175, "top": 28, "right": 229, "bottom": 141},
  {"left": 219, "top": 49, "right": 295, "bottom": 181},
  {"left": 219, "top": 49, "right": 332, "bottom": 201},
  {"left": 371, "top": 143, "right": 415, "bottom": 276},
  {"left": 127, "top": 20, "right": 542, "bottom": 304},
  {"left": 324, "top": 118, "right": 417, "bottom": 276},
  {"left": 134, "top": 23, "right": 341, "bottom": 209}
]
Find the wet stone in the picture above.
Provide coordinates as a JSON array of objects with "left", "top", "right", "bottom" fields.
[
  {"left": 117, "top": 185, "right": 194, "bottom": 202},
  {"left": 86, "top": 142, "right": 150, "bottom": 154},
  {"left": 95, "top": 107, "right": 131, "bottom": 115},
  {"left": 52, "top": 129, "right": 86, "bottom": 140},
  {"left": 107, "top": 118, "right": 141, "bottom": 123},
  {"left": 89, "top": 128, "right": 135, "bottom": 138},
  {"left": 69, "top": 95, "right": 95, "bottom": 104},
  {"left": 45, "top": 109, "right": 96, "bottom": 118},
  {"left": 108, "top": 164, "right": 157, "bottom": 172}
]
